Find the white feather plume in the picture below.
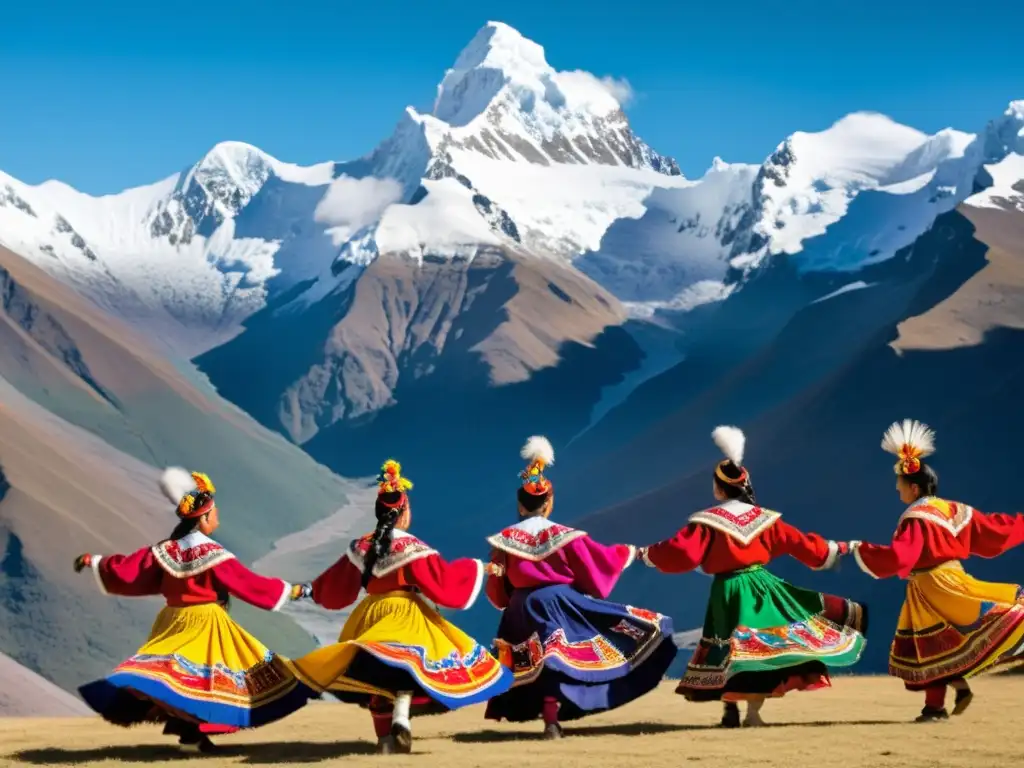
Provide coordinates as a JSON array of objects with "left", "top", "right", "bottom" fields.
[
  {"left": 160, "top": 467, "right": 197, "bottom": 504},
  {"left": 712, "top": 425, "right": 746, "bottom": 465},
  {"left": 520, "top": 436, "right": 555, "bottom": 466},
  {"left": 881, "top": 419, "right": 936, "bottom": 458}
]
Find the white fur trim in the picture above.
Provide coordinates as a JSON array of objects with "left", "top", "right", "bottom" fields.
[
  {"left": 272, "top": 581, "right": 292, "bottom": 612},
  {"left": 622, "top": 544, "right": 637, "bottom": 569},
  {"left": 712, "top": 425, "right": 745, "bottom": 465},
  {"left": 849, "top": 541, "right": 880, "bottom": 579},
  {"left": 457, "top": 559, "right": 485, "bottom": 611},
  {"left": 813, "top": 540, "right": 839, "bottom": 571},
  {"left": 160, "top": 467, "right": 197, "bottom": 505},
  {"left": 520, "top": 436, "right": 555, "bottom": 466},
  {"left": 90, "top": 556, "right": 108, "bottom": 595},
  {"left": 881, "top": 420, "right": 935, "bottom": 459}
]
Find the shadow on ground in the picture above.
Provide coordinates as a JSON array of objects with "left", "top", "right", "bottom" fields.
[
  {"left": 451, "top": 719, "right": 903, "bottom": 743},
  {"left": 11, "top": 740, "right": 380, "bottom": 764}
]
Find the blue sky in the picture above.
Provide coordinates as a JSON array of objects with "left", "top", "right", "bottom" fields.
[{"left": 2, "top": 0, "right": 1021, "bottom": 194}]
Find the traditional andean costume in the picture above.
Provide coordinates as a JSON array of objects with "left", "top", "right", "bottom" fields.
[
  {"left": 637, "top": 426, "right": 867, "bottom": 726},
  {"left": 850, "top": 419, "right": 1024, "bottom": 720},
  {"left": 483, "top": 436, "right": 677, "bottom": 737},
  {"left": 76, "top": 468, "right": 313, "bottom": 752},
  {"left": 288, "top": 460, "right": 512, "bottom": 754}
]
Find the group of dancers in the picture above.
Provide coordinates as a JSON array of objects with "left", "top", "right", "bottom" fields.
[{"left": 71, "top": 418, "right": 1024, "bottom": 754}]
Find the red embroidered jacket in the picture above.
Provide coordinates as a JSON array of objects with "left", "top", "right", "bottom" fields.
[
  {"left": 309, "top": 530, "right": 484, "bottom": 611},
  {"left": 851, "top": 497, "right": 1024, "bottom": 579},
  {"left": 638, "top": 499, "right": 844, "bottom": 574},
  {"left": 87, "top": 531, "right": 292, "bottom": 611}
]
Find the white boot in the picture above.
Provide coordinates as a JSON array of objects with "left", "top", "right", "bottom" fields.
[
  {"left": 743, "top": 697, "right": 767, "bottom": 727},
  {"left": 391, "top": 692, "right": 413, "bottom": 753}
]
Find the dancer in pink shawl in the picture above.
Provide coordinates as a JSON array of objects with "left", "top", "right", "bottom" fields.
[{"left": 482, "top": 436, "right": 677, "bottom": 738}]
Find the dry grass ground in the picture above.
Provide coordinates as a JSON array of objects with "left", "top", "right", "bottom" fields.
[{"left": 2, "top": 677, "right": 1021, "bottom": 768}]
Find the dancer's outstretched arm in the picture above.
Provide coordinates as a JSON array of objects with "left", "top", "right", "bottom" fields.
[
  {"left": 969, "top": 508, "right": 1024, "bottom": 558},
  {"left": 211, "top": 559, "right": 294, "bottom": 612},
  {"left": 563, "top": 536, "right": 636, "bottom": 599},
  {"left": 306, "top": 556, "right": 363, "bottom": 610},
  {"left": 636, "top": 523, "right": 710, "bottom": 574},
  {"left": 849, "top": 520, "right": 925, "bottom": 579},
  {"left": 405, "top": 553, "right": 495, "bottom": 611},
  {"left": 73, "top": 547, "right": 163, "bottom": 597},
  {"left": 764, "top": 521, "right": 847, "bottom": 571}
]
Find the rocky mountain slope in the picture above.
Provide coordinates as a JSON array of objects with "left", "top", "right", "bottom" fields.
[{"left": 0, "top": 244, "right": 363, "bottom": 702}]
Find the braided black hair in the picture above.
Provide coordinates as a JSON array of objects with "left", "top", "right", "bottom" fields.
[
  {"left": 517, "top": 486, "right": 553, "bottom": 515},
  {"left": 713, "top": 460, "right": 757, "bottom": 505},
  {"left": 362, "top": 492, "right": 405, "bottom": 589},
  {"left": 167, "top": 517, "right": 200, "bottom": 542}
]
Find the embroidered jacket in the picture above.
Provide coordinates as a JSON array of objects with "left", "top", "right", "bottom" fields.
[
  {"left": 87, "top": 531, "right": 292, "bottom": 611},
  {"left": 638, "top": 499, "right": 842, "bottom": 575},
  {"left": 309, "top": 530, "right": 484, "bottom": 611},
  {"left": 851, "top": 497, "right": 1024, "bottom": 579},
  {"left": 484, "top": 517, "right": 636, "bottom": 609}
]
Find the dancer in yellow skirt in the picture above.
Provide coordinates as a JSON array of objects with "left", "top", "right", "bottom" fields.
[
  {"left": 289, "top": 460, "right": 513, "bottom": 754},
  {"left": 850, "top": 419, "right": 1024, "bottom": 721},
  {"left": 75, "top": 468, "right": 314, "bottom": 752}
]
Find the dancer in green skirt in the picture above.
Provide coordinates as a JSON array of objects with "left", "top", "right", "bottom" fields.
[{"left": 635, "top": 426, "right": 868, "bottom": 727}]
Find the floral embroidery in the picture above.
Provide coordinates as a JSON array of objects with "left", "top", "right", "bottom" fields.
[
  {"left": 689, "top": 501, "right": 780, "bottom": 545},
  {"left": 151, "top": 536, "right": 234, "bottom": 578},
  {"left": 486, "top": 524, "right": 587, "bottom": 562},
  {"left": 346, "top": 533, "right": 438, "bottom": 577}
]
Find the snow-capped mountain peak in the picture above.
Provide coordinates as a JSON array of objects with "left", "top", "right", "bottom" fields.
[
  {"left": 422, "top": 22, "right": 678, "bottom": 177},
  {"left": 969, "top": 100, "right": 1024, "bottom": 212},
  {"left": 434, "top": 21, "right": 621, "bottom": 127}
]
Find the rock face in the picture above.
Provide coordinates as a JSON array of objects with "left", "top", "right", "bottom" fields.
[
  {"left": 0, "top": 244, "right": 354, "bottom": 692},
  {"left": 198, "top": 246, "right": 626, "bottom": 443}
]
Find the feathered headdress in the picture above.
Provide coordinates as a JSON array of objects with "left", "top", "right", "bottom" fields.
[
  {"left": 881, "top": 419, "right": 935, "bottom": 475},
  {"left": 377, "top": 459, "right": 413, "bottom": 508},
  {"left": 519, "top": 436, "right": 554, "bottom": 496},
  {"left": 712, "top": 425, "right": 749, "bottom": 486},
  {"left": 160, "top": 467, "right": 217, "bottom": 519}
]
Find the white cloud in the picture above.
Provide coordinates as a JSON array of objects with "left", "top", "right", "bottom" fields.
[
  {"left": 599, "top": 76, "right": 635, "bottom": 108},
  {"left": 314, "top": 175, "right": 403, "bottom": 236}
]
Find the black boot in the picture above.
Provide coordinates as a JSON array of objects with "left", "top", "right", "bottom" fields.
[
  {"left": 720, "top": 702, "right": 740, "bottom": 728},
  {"left": 914, "top": 706, "right": 949, "bottom": 723},
  {"left": 952, "top": 687, "right": 974, "bottom": 716}
]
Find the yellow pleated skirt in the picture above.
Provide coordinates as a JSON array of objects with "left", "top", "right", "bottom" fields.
[
  {"left": 889, "top": 561, "right": 1024, "bottom": 688},
  {"left": 79, "top": 603, "right": 312, "bottom": 727},
  {"left": 289, "top": 590, "right": 511, "bottom": 709}
]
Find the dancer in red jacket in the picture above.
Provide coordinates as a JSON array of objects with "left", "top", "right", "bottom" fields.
[
  {"left": 637, "top": 425, "right": 867, "bottom": 727},
  {"left": 850, "top": 419, "right": 1024, "bottom": 721}
]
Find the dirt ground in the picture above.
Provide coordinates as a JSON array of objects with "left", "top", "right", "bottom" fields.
[{"left": 1, "top": 677, "right": 1018, "bottom": 768}]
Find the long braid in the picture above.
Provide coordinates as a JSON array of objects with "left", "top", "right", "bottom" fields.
[
  {"left": 363, "top": 459, "right": 412, "bottom": 589},
  {"left": 362, "top": 505, "right": 401, "bottom": 589}
]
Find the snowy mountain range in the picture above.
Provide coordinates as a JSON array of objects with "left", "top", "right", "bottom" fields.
[{"left": 3, "top": 22, "right": 1018, "bottom": 367}]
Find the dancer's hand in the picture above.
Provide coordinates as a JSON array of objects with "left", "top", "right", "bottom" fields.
[
  {"left": 485, "top": 562, "right": 505, "bottom": 578},
  {"left": 291, "top": 583, "right": 313, "bottom": 601},
  {"left": 73, "top": 554, "right": 92, "bottom": 573}
]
